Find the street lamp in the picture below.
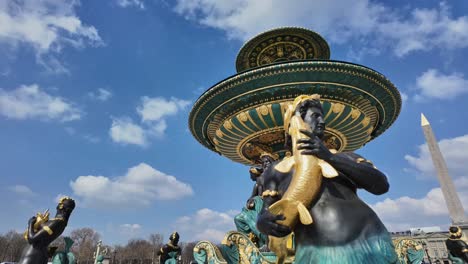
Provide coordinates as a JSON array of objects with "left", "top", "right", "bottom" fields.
[
  {"left": 112, "top": 249, "right": 117, "bottom": 264},
  {"left": 421, "top": 242, "right": 432, "bottom": 264}
]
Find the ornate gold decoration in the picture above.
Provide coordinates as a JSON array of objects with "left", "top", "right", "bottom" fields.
[
  {"left": 449, "top": 226, "right": 463, "bottom": 237},
  {"left": 23, "top": 209, "right": 50, "bottom": 240},
  {"left": 331, "top": 102, "right": 344, "bottom": 114},
  {"left": 236, "top": 27, "right": 330, "bottom": 72},
  {"left": 42, "top": 226, "right": 53, "bottom": 235},
  {"left": 260, "top": 151, "right": 279, "bottom": 161},
  {"left": 262, "top": 190, "right": 280, "bottom": 198},
  {"left": 193, "top": 241, "right": 228, "bottom": 264}
]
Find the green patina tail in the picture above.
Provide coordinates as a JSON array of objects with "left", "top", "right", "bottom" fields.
[{"left": 294, "top": 232, "right": 398, "bottom": 264}]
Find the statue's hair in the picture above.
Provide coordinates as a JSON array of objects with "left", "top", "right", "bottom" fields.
[
  {"left": 171, "top": 231, "right": 180, "bottom": 240},
  {"left": 58, "top": 196, "right": 75, "bottom": 210},
  {"left": 283, "top": 94, "right": 323, "bottom": 150},
  {"left": 449, "top": 226, "right": 462, "bottom": 237},
  {"left": 283, "top": 94, "right": 323, "bottom": 133},
  {"left": 260, "top": 151, "right": 279, "bottom": 161}
]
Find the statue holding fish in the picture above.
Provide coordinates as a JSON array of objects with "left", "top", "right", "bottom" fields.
[{"left": 256, "top": 95, "right": 398, "bottom": 264}]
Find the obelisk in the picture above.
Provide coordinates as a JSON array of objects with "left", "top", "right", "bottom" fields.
[{"left": 421, "top": 113, "right": 467, "bottom": 224}]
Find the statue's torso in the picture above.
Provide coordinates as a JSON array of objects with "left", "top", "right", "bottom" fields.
[
  {"left": 265, "top": 160, "right": 388, "bottom": 246},
  {"left": 296, "top": 177, "right": 387, "bottom": 245}
]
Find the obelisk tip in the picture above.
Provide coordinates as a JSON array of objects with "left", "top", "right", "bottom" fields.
[{"left": 421, "top": 113, "right": 430, "bottom": 126}]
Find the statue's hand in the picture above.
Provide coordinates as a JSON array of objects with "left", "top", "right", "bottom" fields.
[
  {"left": 28, "top": 216, "right": 37, "bottom": 226},
  {"left": 256, "top": 209, "right": 291, "bottom": 237},
  {"left": 246, "top": 198, "right": 255, "bottom": 210},
  {"left": 297, "top": 129, "right": 332, "bottom": 161}
]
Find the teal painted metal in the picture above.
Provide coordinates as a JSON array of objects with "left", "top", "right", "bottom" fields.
[
  {"left": 51, "top": 237, "right": 76, "bottom": 264},
  {"left": 234, "top": 196, "right": 267, "bottom": 247},
  {"left": 189, "top": 59, "right": 401, "bottom": 165}
]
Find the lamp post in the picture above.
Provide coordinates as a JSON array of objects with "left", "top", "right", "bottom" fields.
[
  {"left": 422, "top": 242, "right": 432, "bottom": 264},
  {"left": 112, "top": 249, "right": 117, "bottom": 264}
]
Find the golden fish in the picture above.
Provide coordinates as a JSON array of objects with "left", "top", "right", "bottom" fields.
[
  {"left": 23, "top": 209, "right": 49, "bottom": 240},
  {"left": 269, "top": 114, "right": 338, "bottom": 228}
]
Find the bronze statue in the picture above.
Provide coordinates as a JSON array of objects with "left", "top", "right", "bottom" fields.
[
  {"left": 247, "top": 152, "right": 277, "bottom": 209},
  {"left": 446, "top": 226, "right": 468, "bottom": 263},
  {"left": 256, "top": 95, "right": 397, "bottom": 264},
  {"left": 19, "top": 197, "right": 76, "bottom": 264},
  {"left": 158, "top": 232, "right": 181, "bottom": 264}
]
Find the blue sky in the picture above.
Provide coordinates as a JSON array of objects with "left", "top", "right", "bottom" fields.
[{"left": 1, "top": 0, "right": 468, "bottom": 245}]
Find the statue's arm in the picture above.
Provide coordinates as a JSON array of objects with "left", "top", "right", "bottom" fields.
[
  {"left": 250, "top": 184, "right": 259, "bottom": 198},
  {"left": 27, "top": 220, "right": 59, "bottom": 244},
  {"left": 297, "top": 130, "right": 389, "bottom": 195},
  {"left": 327, "top": 152, "right": 389, "bottom": 195},
  {"left": 256, "top": 169, "right": 291, "bottom": 237}
]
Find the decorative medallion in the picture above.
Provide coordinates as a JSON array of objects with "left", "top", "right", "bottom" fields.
[{"left": 236, "top": 27, "right": 330, "bottom": 72}]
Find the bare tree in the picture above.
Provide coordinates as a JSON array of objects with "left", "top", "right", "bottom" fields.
[
  {"left": 120, "top": 239, "right": 153, "bottom": 264},
  {"left": 70, "top": 227, "right": 101, "bottom": 264},
  {"left": 148, "top": 233, "right": 163, "bottom": 264},
  {"left": 0, "top": 230, "right": 28, "bottom": 262},
  {"left": 180, "top": 242, "right": 197, "bottom": 264}
]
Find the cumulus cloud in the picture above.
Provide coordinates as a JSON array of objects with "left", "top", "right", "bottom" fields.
[
  {"left": 119, "top": 223, "right": 142, "bottom": 237},
  {"left": 137, "top": 97, "right": 191, "bottom": 123},
  {"left": 109, "top": 96, "right": 190, "bottom": 146},
  {"left": 372, "top": 134, "right": 468, "bottom": 231},
  {"left": 405, "top": 134, "right": 468, "bottom": 178},
  {"left": 175, "top": 208, "right": 238, "bottom": 242},
  {"left": 70, "top": 163, "right": 193, "bottom": 209},
  {"left": 0, "top": 84, "right": 81, "bottom": 122},
  {"left": 116, "top": 0, "right": 145, "bottom": 10},
  {"left": 109, "top": 117, "right": 147, "bottom": 146},
  {"left": 413, "top": 69, "right": 468, "bottom": 101},
  {"left": 372, "top": 177, "right": 468, "bottom": 231},
  {"left": 174, "top": 0, "right": 468, "bottom": 57},
  {"left": 88, "top": 88, "right": 112, "bottom": 101},
  {"left": 0, "top": 0, "right": 103, "bottom": 73},
  {"left": 8, "top": 185, "right": 36, "bottom": 197}
]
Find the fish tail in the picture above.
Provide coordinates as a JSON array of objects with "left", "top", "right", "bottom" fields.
[
  {"left": 297, "top": 202, "right": 313, "bottom": 225},
  {"left": 269, "top": 200, "right": 314, "bottom": 227}
]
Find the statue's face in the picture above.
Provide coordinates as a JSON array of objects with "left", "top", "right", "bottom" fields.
[
  {"left": 56, "top": 199, "right": 76, "bottom": 213},
  {"left": 296, "top": 100, "right": 325, "bottom": 138},
  {"left": 260, "top": 156, "right": 274, "bottom": 169},
  {"left": 171, "top": 234, "right": 180, "bottom": 245}
]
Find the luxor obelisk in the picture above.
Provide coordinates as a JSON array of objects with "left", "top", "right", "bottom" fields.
[{"left": 421, "top": 113, "right": 467, "bottom": 225}]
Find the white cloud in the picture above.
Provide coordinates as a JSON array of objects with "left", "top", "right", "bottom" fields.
[
  {"left": 373, "top": 134, "right": 468, "bottom": 231},
  {"left": 413, "top": 69, "right": 468, "bottom": 101},
  {"left": 70, "top": 163, "right": 193, "bottom": 209},
  {"left": 119, "top": 223, "right": 142, "bottom": 237},
  {"left": 174, "top": 0, "right": 468, "bottom": 57},
  {"left": 116, "top": 0, "right": 145, "bottom": 10},
  {"left": 109, "top": 96, "right": 190, "bottom": 146},
  {"left": 109, "top": 117, "right": 147, "bottom": 146},
  {"left": 175, "top": 208, "right": 238, "bottom": 242},
  {"left": 372, "top": 176, "right": 468, "bottom": 232},
  {"left": 137, "top": 96, "right": 191, "bottom": 123},
  {"left": 405, "top": 134, "right": 468, "bottom": 178},
  {"left": 400, "top": 92, "right": 408, "bottom": 104},
  {"left": 0, "top": 0, "right": 103, "bottom": 72},
  {"left": 0, "top": 84, "right": 81, "bottom": 122},
  {"left": 65, "top": 127, "right": 76, "bottom": 135},
  {"left": 8, "top": 185, "right": 36, "bottom": 197},
  {"left": 88, "top": 88, "right": 112, "bottom": 101},
  {"left": 83, "top": 134, "right": 100, "bottom": 143}
]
